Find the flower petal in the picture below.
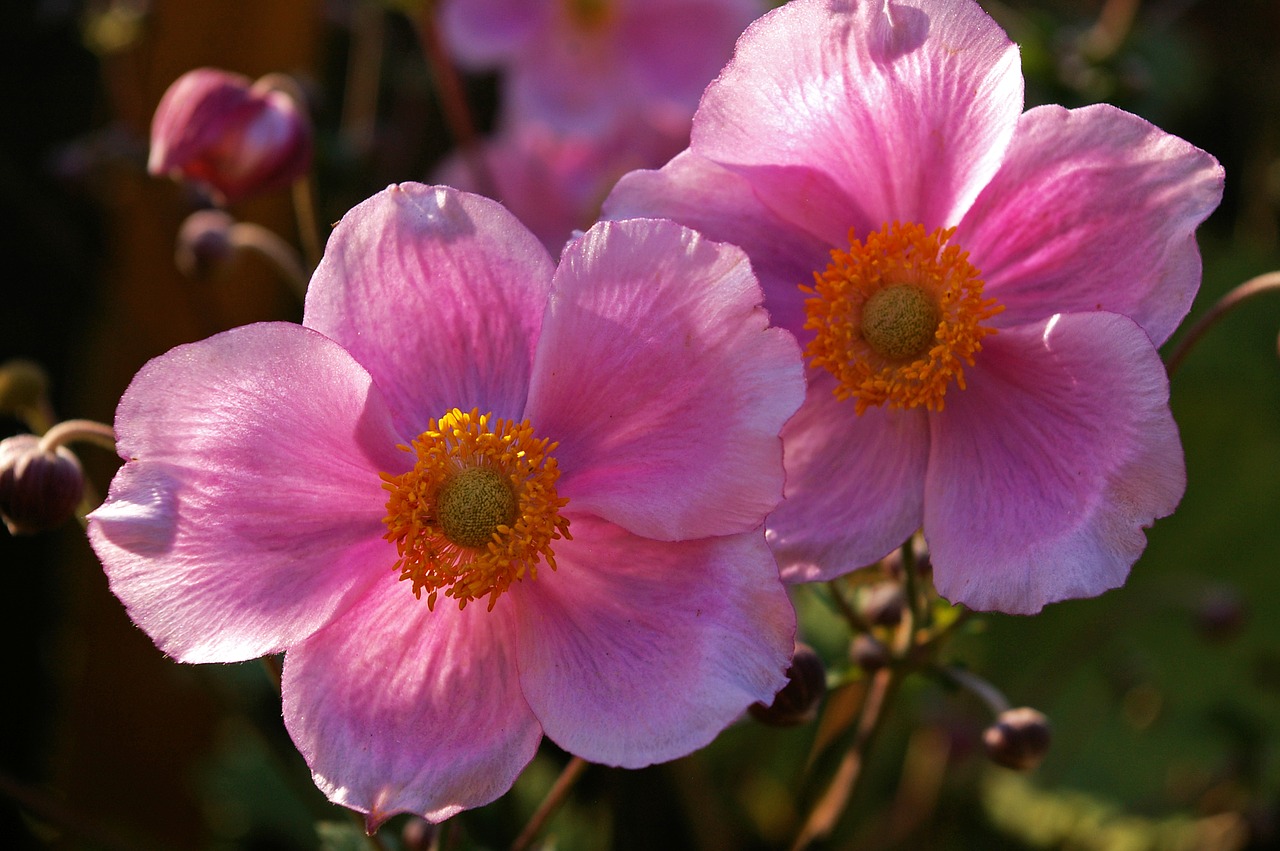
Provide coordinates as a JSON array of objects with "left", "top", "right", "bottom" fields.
[
  {"left": 439, "top": 0, "right": 546, "bottom": 67},
  {"left": 956, "top": 103, "right": 1225, "bottom": 346},
  {"left": 510, "top": 514, "right": 793, "bottom": 767},
  {"left": 283, "top": 576, "right": 542, "bottom": 830},
  {"left": 526, "top": 218, "right": 805, "bottom": 540},
  {"left": 692, "top": 0, "right": 1022, "bottom": 231},
  {"left": 771, "top": 375, "right": 929, "bottom": 582},
  {"left": 88, "top": 323, "right": 406, "bottom": 663},
  {"left": 304, "top": 183, "right": 555, "bottom": 434},
  {"left": 924, "top": 312, "right": 1185, "bottom": 614},
  {"left": 603, "top": 150, "right": 832, "bottom": 336}
]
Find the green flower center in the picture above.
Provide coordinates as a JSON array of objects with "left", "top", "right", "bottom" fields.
[
  {"left": 436, "top": 466, "right": 517, "bottom": 549},
  {"left": 859, "top": 284, "right": 941, "bottom": 362}
]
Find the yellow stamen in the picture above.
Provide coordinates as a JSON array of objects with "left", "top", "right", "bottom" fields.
[
  {"left": 802, "top": 222, "right": 1003, "bottom": 414},
  {"left": 380, "top": 408, "right": 571, "bottom": 611}
]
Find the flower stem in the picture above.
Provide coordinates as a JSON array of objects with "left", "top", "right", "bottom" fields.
[
  {"left": 1165, "top": 270, "right": 1280, "bottom": 376},
  {"left": 411, "top": 4, "right": 498, "bottom": 200},
  {"left": 229, "top": 221, "right": 310, "bottom": 301},
  {"left": 291, "top": 176, "right": 324, "bottom": 273},
  {"left": 789, "top": 665, "right": 899, "bottom": 851},
  {"left": 37, "top": 419, "right": 116, "bottom": 455},
  {"left": 937, "top": 665, "right": 1011, "bottom": 716},
  {"left": 510, "top": 756, "right": 588, "bottom": 851}
]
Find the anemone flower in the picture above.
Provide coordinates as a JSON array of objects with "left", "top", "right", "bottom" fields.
[
  {"left": 439, "top": 0, "right": 761, "bottom": 137},
  {"left": 604, "top": 0, "right": 1224, "bottom": 614},
  {"left": 89, "top": 183, "right": 804, "bottom": 826}
]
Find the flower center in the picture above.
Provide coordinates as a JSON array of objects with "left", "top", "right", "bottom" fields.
[
  {"left": 381, "top": 408, "right": 571, "bottom": 611},
  {"left": 802, "top": 222, "right": 1003, "bottom": 414}
]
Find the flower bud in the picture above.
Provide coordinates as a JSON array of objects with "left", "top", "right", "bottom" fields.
[
  {"left": 749, "top": 642, "right": 826, "bottom": 727},
  {"left": 850, "top": 632, "right": 891, "bottom": 672},
  {"left": 982, "top": 707, "right": 1051, "bottom": 771},
  {"left": 858, "top": 581, "right": 905, "bottom": 627},
  {"left": 0, "top": 435, "right": 85, "bottom": 535},
  {"left": 148, "top": 68, "right": 313, "bottom": 205},
  {"left": 176, "top": 209, "right": 237, "bottom": 279}
]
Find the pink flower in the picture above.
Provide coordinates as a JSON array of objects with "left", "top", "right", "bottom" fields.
[
  {"left": 604, "top": 0, "right": 1224, "bottom": 614},
  {"left": 149, "top": 68, "right": 313, "bottom": 205},
  {"left": 439, "top": 0, "right": 761, "bottom": 136},
  {"left": 88, "top": 184, "right": 804, "bottom": 826},
  {"left": 435, "top": 121, "right": 687, "bottom": 255}
]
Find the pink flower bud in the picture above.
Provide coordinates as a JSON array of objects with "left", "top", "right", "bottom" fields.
[
  {"left": 0, "top": 435, "right": 84, "bottom": 535},
  {"left": 148, "top": 68, "right": 313, "bottom": 205}
]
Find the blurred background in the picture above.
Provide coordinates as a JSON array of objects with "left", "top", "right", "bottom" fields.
[{"left": 1, "top": 0, "right": 1278, "bottom": 848}]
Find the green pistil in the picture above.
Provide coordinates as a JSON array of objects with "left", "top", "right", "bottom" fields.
[
  {"left": 436, "top": 467, "right": 517, "bottom": 549},
  {"left": 860, "top": 284, "right": 941, "bottom": 361}
]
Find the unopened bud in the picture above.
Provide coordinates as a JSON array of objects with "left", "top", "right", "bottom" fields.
[
  {"left": 850, "top": 632, "right": 891, "bottom": 672},
  {"left": 749, "top": 642, "right": 826, "bottom": 727},
  {"left": 858, "top": 582, "right": 905, "bottom": 627},
  {"left": 176, "top": 209, "right": 237, "bottom": 279},
  {"left": 149, "top": 68, "right": 313, "bottom": 205},
  {"left": 983, "top": 707, "right": 1051, "bottom": 771},
  {"left": 0, "top": 435, "right": 85, "bottom": 535}
]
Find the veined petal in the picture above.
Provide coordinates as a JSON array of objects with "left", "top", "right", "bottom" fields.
[
  {"left": 925, "top": 312, "right": 1184, "bottom": 614},
  {"left": 88, "top": 323, "right": 405, "bottom": 663},
  {"left": 526, "top": 218, "right": 805, "bottom": 541},
  {"left": 283, "top": 577, "right": 542, "bottom": 830},
  {"left": 510, "top": 514, "right": 794, "bottom": 767},
  {"left": 957, "top": 103, "right": 1225, "bottom": 346},
  {"left": 603, "top": 150, "right": 839, "bottom": 335},
  {"left": 693, "top": 0, "right": 1022, "bottom": 231},
  {"left": 772, "top": 375, "right": 929, "bottom": 582},
  {"left": 304, "top": 183, "right": 555, "bottom": 434}
]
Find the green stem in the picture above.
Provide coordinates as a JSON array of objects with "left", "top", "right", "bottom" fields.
[{"left": 1165, "top": 270, "right": 1280, "bottom": 376}]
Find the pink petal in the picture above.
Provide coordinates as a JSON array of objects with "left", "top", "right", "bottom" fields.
[
  {"left": 771, "top": 375, "right": 930, "bottom": 583},
  {"left": 692, "top": 0, "right": 1022, "bottom": 231},
  {"left": 439, "top": 0, "right": 547, "bottom": 67},
  {"left": 956, "top": 103, "right": 1225, "bottom": 346},
  {"left": 623, "top": 0, "right": 760, "bottom": 113},
  {"left": 509, "top": 514, "right": 793, "bottom": 767},
  {"left": 603, "top": 150, "right": 835, "bottom": 336},
  {"left": 924, "top": 312, "right": 1185, "bottom": 614},
  {"left": 282, "top": 576, "right": 542, "bottom": 829},
  {"left": 506, "top": 35, "right": 628, "bottom": 136},
  {"left": 304, "top": 183, "right": 555, "bottom": 435},
  {"left": 88, "top": 323, "right": 407, "bottom": 663},
  {"left": 526, "top": 218, "right": 805, "bottom": 541}
]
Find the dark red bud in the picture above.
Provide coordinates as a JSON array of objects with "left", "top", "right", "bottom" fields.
[
  {"left": 148, "top": 68, "right": 313, "bottom": 204},
  {"left": 749, "top": 642, "right": 826, "bottom": 727}
]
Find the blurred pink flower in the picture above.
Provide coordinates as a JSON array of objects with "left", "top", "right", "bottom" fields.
[
  {"left": 89, "top": 184, "right": 803, "bottom": 826},
  {"left": 605, "top": 0, "right": 1224, "bottom": 614},
  {"left": 435, "top": 122, "right": 687, "bottom": 255},
  {"left": 148, "top": 68, "right": 313, "bottom": 205},
  {"left": 439, "top": 0, "right": 761, "bottom": 136}
]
